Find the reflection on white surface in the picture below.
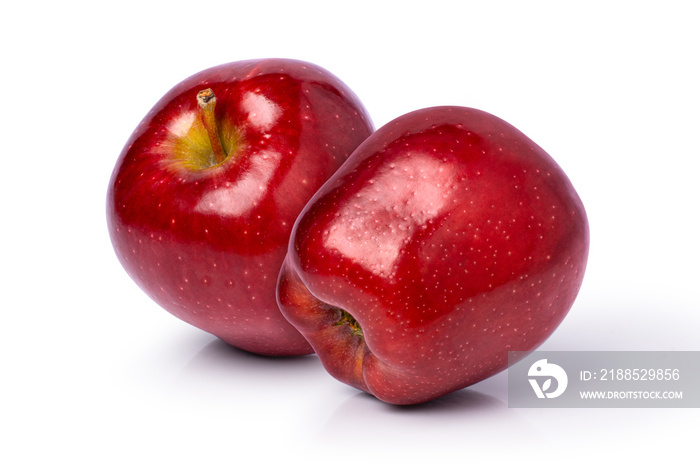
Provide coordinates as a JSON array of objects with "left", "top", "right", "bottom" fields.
[
  {"left": 173, "top": 337, "right": 324, "bottom": 393},
  {"left": 315, "top": 375, "right": 544, "bottom": 450}
]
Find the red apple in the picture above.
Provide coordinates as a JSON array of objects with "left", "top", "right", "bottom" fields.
[
  {"left": 107, "top": 59, "right": 373, "bottom": 356},
  {"left": 277, "top": 106, "right": 589, "bottom": 404}
]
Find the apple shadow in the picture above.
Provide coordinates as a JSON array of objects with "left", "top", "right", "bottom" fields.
[
  {"left": 321, "top": 379, "right": 508, "bottom": 419},
  {"left": 171, "top": 337, "right": 326, "bottom": 397},
  {"left": 182, "top": 336, "right": 320, "bottom": 372},
  {"left": 315, "top": 384, "right": 541, "bottom": 447},
  {"left": 383, "top": 387, "right": 505, "bottom": 414},
  {"left": 185, "top": 337, "right": 316, "bottom": 366}
]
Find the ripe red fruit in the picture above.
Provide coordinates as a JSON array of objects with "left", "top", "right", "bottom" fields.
[
  {"left": 107, "top": 59, "right": 373, "bottom": 356},
  {"left": 277, "top": 106, "right": 589, "bottom": 404}
]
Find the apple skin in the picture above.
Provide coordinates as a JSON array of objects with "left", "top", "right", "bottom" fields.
[
  {"left": 277, "top": 106, "right": 589, "bottom": 403},
  {"left": 107, "top": 59, "right": 373, "bottom": 356}
]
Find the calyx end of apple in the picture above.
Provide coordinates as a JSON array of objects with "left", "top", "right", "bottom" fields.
[{"left": 333, "top": 308, "right": 363, "bottom": 339}]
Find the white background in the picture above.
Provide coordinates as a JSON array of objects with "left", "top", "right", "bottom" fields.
[{"left": 2, "top": 1, "right": 699, "bottom": 464}]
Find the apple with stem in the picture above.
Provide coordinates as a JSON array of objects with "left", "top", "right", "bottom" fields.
[
  {"left": 107, "top": 59, "right": 373, "bottom": 356},
  {"left": 277, "top": 106, "right": 589, "bottom": 403}
]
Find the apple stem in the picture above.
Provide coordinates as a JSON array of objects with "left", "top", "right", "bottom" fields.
[{"left": 196, "top": 88, "right": 227, "bottom": 164}]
